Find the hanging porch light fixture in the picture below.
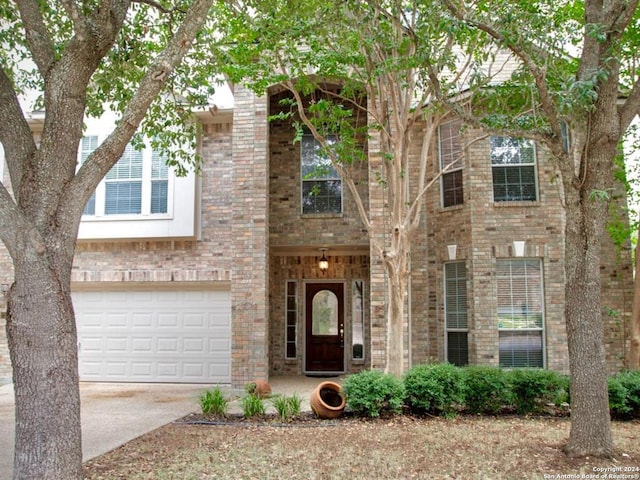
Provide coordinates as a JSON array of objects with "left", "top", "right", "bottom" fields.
[{"left": 318, "top": 248, "right": 329, "bottom": 274}]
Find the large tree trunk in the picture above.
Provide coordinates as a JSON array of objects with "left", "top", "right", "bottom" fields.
[
  {"left": 385, "top": 266, "right": 407, "bottom": 377},
  {"left": 7, "top": 247, "right": 81, "bottom": 479},
  {"left": 383, "top": 234, "right": 410, "bottom": 377},
  {"left": 563, "top": 151, "right": 615, "bottom": 457},
  {"left": 628, "top": 210, "right": 640, "bottom": 370}
]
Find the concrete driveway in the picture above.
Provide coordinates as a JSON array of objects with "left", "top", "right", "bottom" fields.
[
  {"left": 0, "top": 376, "right": 327, "bottom": 479},
  {"left": 0, "top": 382, "right": 207, "bottom": 480}
]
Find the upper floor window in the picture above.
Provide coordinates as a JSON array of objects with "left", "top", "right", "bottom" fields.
[
  {"left": 80, "top": 136, "right": 169, "bottom": 217},
  {"left": 439, "top": 120, "right": 464, "bottom": 207},
  {"left": 301, "top": 134, "right": 342, "bottom": 214},
  {"left": 81, "top": 136, "right": 98, "bottom": 215},
  {"left": 490, "top": 136, "right": 537, "bottom": 202}
]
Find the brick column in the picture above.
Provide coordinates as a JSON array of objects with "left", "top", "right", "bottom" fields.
[
  {"left": 231, "top": 86, "right": 270, "bottom": 387},
  {"left": 367, "top": 126, "right": 389, "bottom": 371}
]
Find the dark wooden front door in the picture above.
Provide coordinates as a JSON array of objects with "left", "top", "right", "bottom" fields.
[{"left": 305, "top": 283, "right": 344, "bottom": 373}]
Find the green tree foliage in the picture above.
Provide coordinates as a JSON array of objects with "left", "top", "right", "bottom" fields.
[
  {"left": 216, "top": 0, "right": 640, "bottom": 457},
  {"left": 216, "top": 0, "right": 488, "bottom": 377},
  {"left": 0, "top": 2, "right": 221, "bottom": 478}
]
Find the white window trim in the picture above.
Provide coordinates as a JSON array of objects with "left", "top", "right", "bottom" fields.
[
  {"left": 76, "top": 116, "right": 197, "bottom": 240},
  {"left": 490, "top": 136, "right": 539, "bottom": 203},
  {"left": 82, "top": 137, "right": 174, "bottom": 221},
  {"left": 300, "top": 133, "right": 343, "bottom": 216},
  {"left": 351, "top": 279, "right": 366, "bottom": 362},
  {"left": 285, "top": 280, "right": 298, "bottom": 361},
  {"left": 496, "top": 257, "right": 546, "bottom": 368},
  {"left": 444, "top": 261, "right": 468, "bottom": 365},
  {"left": 439, "top": 120, "right": 464, "bottom": 208}
]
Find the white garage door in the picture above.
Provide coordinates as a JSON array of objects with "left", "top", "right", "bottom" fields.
[{"left": 73, "top": 289, "right": 231, "bottom": 383}]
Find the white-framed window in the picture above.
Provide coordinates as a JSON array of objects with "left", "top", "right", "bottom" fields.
[
  {"left": 497, "top": 258, "right": 545, "bottom": 368},
  {"left": 74, "top": 111, "right": 196, "bottom": 240},
  {"left": 490, "top": 136, "right": 537, "bottom": 202},
  {"left": 285, "top": 281, "right": 298, "bottom": 360},
  {"left": 80, "top": 136, "right": 98, "bottom": 215},
  {"left": 439, "top": 120, "right": 464, "bottom": 208},
  {"left": 445, "top": 261, "right": 468, "bottom": 366},
  {"left": 352, "top": 280, "right": 365, "bottom": 360},
  {"left": 81, "top": 137, "right": 170, "bottom": 218},
  {"left": 301, "top": 133, "right": 342, "bottom": 214}
]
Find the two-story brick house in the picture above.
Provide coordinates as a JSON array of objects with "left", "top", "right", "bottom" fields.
[{"left": 0, "top": 83, "right": 633, "bottom": 388}]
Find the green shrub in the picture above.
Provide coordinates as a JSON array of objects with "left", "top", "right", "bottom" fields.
[
  {"left": 404, "top": 363, "right": 464, "bottom": 417},
  {"left": 609, "top": 370, "right": 640, "bottom": 419},
  {"left": 608, "top": 375, "right": 631, "bottom": 417},
  {"left": 199, "top": 387, "right": 229, "bottom": 417},
  {"left": 272, "top": 394, "right": 302, "bottom": 421},
  {"left": 241, "top": 393, "right": 266, "bottom": 418},
  {"left": 342, "top": 370, "right": 405, "bottom": 417},
  {"left": 619, "top": 370, "right": 640, "bottom": 418},
  {"left": 463, "top": 366, "right": 512, "bottom": 414},
  {"left": 508, "top": 369, "right": 566, "bottom": 414}
]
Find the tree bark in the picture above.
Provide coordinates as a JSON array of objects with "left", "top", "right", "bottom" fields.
[
  {"left": 0, "top": 2, "right": 214, "bottom": 478},
  {"left": 563, "top": 150, "right": 616, "bottom": 457},
  {"left": 7, "top": 247, "right": 81, "bottom": 479},
  {"left": 385, "top": 253, "right": 409, "bottom": 377}
]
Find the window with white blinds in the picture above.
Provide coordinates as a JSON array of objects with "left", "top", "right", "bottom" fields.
[
  {"left": 151, "top": 149, "right": 169, "bottom": 214},
  {"left": 80, "top": 137, "right": 170, "bottom": 217},
  {"left": 445, "top": 261, "right": 468, "bottom": 366},
  {"left": 80, "top": 136, "right": 98, "bottom": 215},
  {"left": 439, "top": 120, "right": 464, "bottom": 208},
  {"left": 496, "top": 259, "right": 544, "bottom": 368},
  {"left": 105, "top": 144, "right": 143, "bottom": 215}
]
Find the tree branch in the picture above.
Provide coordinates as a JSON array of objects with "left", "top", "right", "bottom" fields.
[
  {"left": 73, "top": 0, "right": 213, "bottom": 219},
  {"left": 15, "top": 0, "right": 56, "bottom": 77},
  {"left": 0, "top": 67, "right": 36, "bottom": 197},
  {"left": 442, "top": 0, "right": 563, "bottom": 143},
  {"left": 620, "top": 75, "right": 640, "bottom": 132},
  {"left": 133, "top": 0, "right": 186, "bottom": 14},
  {"left": 58, "top": 0, "right": 88, "bottom": 40}
]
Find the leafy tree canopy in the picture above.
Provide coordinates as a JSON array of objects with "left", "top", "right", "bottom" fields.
[{"left": 0, "top": 0, "right": 226, "bottom": 175}]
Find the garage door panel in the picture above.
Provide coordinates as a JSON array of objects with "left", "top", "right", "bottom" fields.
[
  {"left": 132, "top": 313, "right": 153, "bottom": 328},
  {"left": 158, "top": 313, "right": 179, "bottom": 328},
  {"left": 184, "top": 313, "right": 206, "bottom": 328},
  {"left": 106, "top": 362, "right": 127, "bottom": 376},
  {"left": 106, "top": 313, "right": 127, "bottom": 328},
  {"left": 157, "top": 337, "right": 179, "bottom": 353},
  {"left": 183, "top": 337, "right": 205, "bottom": 353},
  {"left": 74, "top": 289, "right": 231, "bottom": 383},
  {"left": 106, "top": 337, "right": 128, "bottom": 352},
  {"left": 132, "top": 338, "right": 153, "bottom": 352}
]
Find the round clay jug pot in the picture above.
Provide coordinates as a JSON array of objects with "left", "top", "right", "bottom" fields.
[
  {"left": 310, "top": 381, "right": 346, "bottom": 419},
  {"left": 247, "top": 380, "right": 272, "bottom": 398}
]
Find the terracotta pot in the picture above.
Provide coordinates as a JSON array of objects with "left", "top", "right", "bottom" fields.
[
  {"left": 310, "top": 381, "right": 346, "bottom": 419},
  {"left": 247, "top": 380, "right": 272, "bottom": 398}
]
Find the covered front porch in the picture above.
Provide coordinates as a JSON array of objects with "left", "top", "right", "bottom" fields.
[{"left": 268, "top": 246, "right": 371, "bottom": 377}]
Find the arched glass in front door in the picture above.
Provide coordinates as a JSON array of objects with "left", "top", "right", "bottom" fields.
[{"left": 312, "top": 290, "right": 339, "bottom": 335}]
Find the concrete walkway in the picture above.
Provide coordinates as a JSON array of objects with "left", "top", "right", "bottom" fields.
[{"left": 0, "top": 376, "right": 336, "bottom": 479}]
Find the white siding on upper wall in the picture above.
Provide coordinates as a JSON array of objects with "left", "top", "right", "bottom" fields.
[{"left": 76, "top": 112, "right": 198, "bottom": 241}]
